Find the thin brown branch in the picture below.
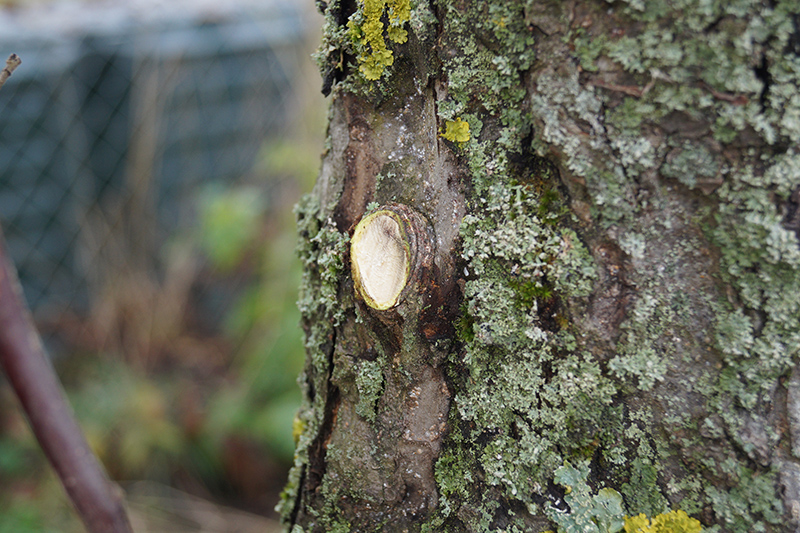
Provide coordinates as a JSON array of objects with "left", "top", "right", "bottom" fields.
[
  {"left": 590, "top": 78, "right": 647, "bottom": 98},
  {"left": 591, "top": 74, "right": 749, "bottom": 106},
  {"left": 0, "top": 230, "right": 133, "bottom": 533},
  {"left": 700, "top": 82, "right": 749, "bottom": 105},
  {"left": 589, "top": 76, "right": 659, "bottom": 98},
  {"left": 0, "top": 53, "right": 21, "bottom": 91}
]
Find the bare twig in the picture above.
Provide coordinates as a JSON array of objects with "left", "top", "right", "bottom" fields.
[
  {"left": 0, "top": 53, "right": 21, "bottom": 91},
  {"left": 590, "top": 78, "right": 647, "bottom": 98},
  {"left": 699, "top": 81, "right": 749, "bottom": 105},
  {"left": 0, "top": 230, "right": 133, "bottom": 533},
  {"left": 591, "top": 71, "right": 749, "bottom": 107}
]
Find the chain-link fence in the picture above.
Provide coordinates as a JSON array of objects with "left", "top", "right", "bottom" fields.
[
  {"left": 0, "top": 2, "right": 322, "bottom": 525},
  {"left": 0, "top": 0, "right": 308, "bottom": 331}
]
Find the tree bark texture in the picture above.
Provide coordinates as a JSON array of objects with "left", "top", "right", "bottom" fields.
[{"left": 279, "top": 1, "right": 800, "bottom": 531}]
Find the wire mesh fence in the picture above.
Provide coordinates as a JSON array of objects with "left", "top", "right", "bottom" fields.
[
  {"left": 0, "top": 1, "right": 323, "bottom": 526},
  {"left": 0, "top": 0, "right": 308, "bottom": 334}
]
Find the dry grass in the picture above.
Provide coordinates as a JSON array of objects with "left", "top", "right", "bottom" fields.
[{"left": 126, "top": 481, "right": 282, "bottom": 533}]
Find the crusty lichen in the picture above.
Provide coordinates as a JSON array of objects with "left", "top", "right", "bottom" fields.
[
  {"left": 447, "top": 165, "right": 609, "bottom": 510},
  {"left": 558, "top": 1, "right": 800, "bottom": 531},
  {"left": 277, "top": 193, "right": 349, "bottom": 523},
  {"left": 316, "top": 0, "right": 437, "bottom": 97},
  {"left": 623, "top": 510, "right": 703, "bottom": 533},
  {"left": 428, "top": 3, "right": 657, "bottom": 529},
  {"left": 711, "top": 152, "right": 800, "bottom": 409},
  {"left": 432, "top": 0, "right": 800, "bottom": 531},
  {"left": 354, "top": 359, "right": 383, "bottom": 423},
  {"left": 297, "top": 0, "right": 800, "bottom": 530}
]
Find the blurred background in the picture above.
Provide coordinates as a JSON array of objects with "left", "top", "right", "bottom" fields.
[{"left": 0, "top": 0, "right": 325, "bottom": 530}]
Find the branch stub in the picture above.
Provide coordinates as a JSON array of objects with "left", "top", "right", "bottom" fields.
[
  {"left": 351, "top": 204, "right": 435, "bottom": 311},
  {"left": 351, "top": 209, "right": 410, "bottom": 310}
]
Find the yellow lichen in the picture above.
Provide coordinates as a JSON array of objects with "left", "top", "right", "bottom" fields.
[
  {"left": 442, "top": 117, "right": 471, "bottom": 143},
  {"left": 292, "top": 414, "right": 306, "bottom": 444},
  {"left": 624, "top": 510, "right": 702, "bottom": 533},
  {"left": 624, "top": 514, "right": 653, "bottom": 532},
  {"left": 348, "top": 0, "right": 411, "bottom": 80}
]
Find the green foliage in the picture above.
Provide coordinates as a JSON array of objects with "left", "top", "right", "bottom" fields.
[
  {"left": 0, "top": 424, "right": 91, "bottom": 533},
  {"left": 69, "top": 361, "right": 185, "bottom": 478},
  {"left": 205, "top": 228, "right": 305, "bottom": 462},
  {"left": 203, "top": 130, "right": 328, "bottom": 469},
  {"left": 0, "top": 436, "right": 33, "bottom": 478},
  {"left": 193, "top": 179, "right": 308, "bottom": 466},
  {"left": 198, "top": 186, "right": 264, "bottom": 271},
  {"left": 0, "top": 495, "right": 81, "bottom": 533},
  {"left": 0, "top": 503, "right": 42, "bottom": 533}
]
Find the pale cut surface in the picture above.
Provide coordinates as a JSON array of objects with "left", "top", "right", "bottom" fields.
[{"left": 352, "top": 213, "right": 408, "bottom": 309}]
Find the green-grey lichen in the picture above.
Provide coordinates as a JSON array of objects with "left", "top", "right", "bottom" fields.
[
  {"left": 608, "top": 290, "right": 674, "bottom": 391},
  {"left": 545, "top": 462, "right": 626, "bottom": 533},
  {"left": 427, "top": 1, "right": 677, "bottom": 530},
  {"left": 299, "top": 0, "right": 800, "bottom": 530},
  {"left": 621, "top": 458, "right": 669, "bottom": 519},
  {"left": 295, "top": 195, "right": 350, "bottom": 374},
  {"left": 304, "top": 467, "right": 355, "bottom": 533},
  {"left": 426, "top": 4, "right": 660, "bottom": 529},
  {"left": 277, "top": 193, "right": 349, "bottom": 523},
  {"left": 433, "top": 0, "right": 800, "bottom": 530},
  {"left": 704, "top": 466, "right": 783, "bottom": 533},
  {"left": 573, "top": 1, "right": 800, "bottom": 145},
  {"left": 661, "top": 142, "right": 721, "bottom": 190},
  {"left": 354, "top": 359, "right": 384, "bottom": 423},
  {"left": 711, "top": 154, "right": 800, "bottom": 409},
  {"left": 545, "top": 463, "right": 705, "bottom": 533},
  {"left": 436, "top": 1, "right": 533, "bottom": 148},
  {"left": 556, "top": 1, "right": 800, "bottom": 530}
]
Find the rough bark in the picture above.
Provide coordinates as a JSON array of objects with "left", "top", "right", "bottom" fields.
[{"left": 279, "top": 1, "right": 800, "bottom": 532}]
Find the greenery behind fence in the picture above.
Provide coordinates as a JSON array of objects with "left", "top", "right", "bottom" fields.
[{"left": 0, "top": 2, "right": 324, "bottom": 529}]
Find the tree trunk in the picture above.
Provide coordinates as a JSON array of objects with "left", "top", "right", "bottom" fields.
[{"left": 278, "top": 1, "right": 800, "bottom": 531}]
